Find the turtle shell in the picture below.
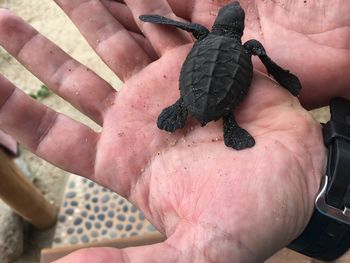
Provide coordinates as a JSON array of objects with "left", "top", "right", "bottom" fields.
[{"left": 180, "top": 34, "right": 253, "bottom": 125}]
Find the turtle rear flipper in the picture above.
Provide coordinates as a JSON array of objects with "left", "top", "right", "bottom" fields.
[
  {"left": 157, "top": 98, "right": 188, "bottom": 132},
  {"left": 223, "top": 112, "right": 255, "bottom": 150},
  {"left": 139, "top": 15, "right": 209, "bottom": 40},
  {"left": 244, "top": 39, "right": 302, "bottom": 96}
]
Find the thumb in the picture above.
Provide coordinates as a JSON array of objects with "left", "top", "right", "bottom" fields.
[{"left": 54, "top": 242, "right": 182, "bottom": 263}]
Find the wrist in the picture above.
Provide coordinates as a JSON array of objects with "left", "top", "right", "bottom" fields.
[
  {"left": 165, "top": 218, "right": 299, "bottom": 263},
  {"left": 166, "top": 221, "right": 258, "bottom": 263}
]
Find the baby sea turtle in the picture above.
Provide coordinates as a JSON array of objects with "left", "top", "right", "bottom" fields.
[{"left": 140, "top": 1, "right": 301, "bottom": 150}]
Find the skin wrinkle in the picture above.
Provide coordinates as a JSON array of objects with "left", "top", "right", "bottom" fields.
[
  {"left": 261, "top": 0, "right": 349, "bottom": 35},
  {"left": 129, "top": 155, "right": 151, "bottom": 197},
  {"left": 101, "top": 1, "right": 140, "bottom": 34},
  {"left": 264, "top": 18, "right": 350, "bottom": 51},
  {"left": 294, "top": 150, "right": 313, "bottom": 212},
  {"left": 16, "top": 30, "right": 40, "bottom": 58},
  {"left": 153, "top": 160, "right": 184, "bottom": 232},
  {"left": 289, "top": 156, "right": 309, "bottom": 231},
  {"left": 50, "top": 60, "right": 85, "bottom": 101},
  {"left": 90, "top": 132, "right": 101, "bottom": 181},
  {"left": 50, "top": 58, "right": 79, "bottom": 89},
  {"left": 195, "top": 220, "right": 258, "bottom": 262},
  {"left": 166, "top": 220, "right": 202, "bottom": 262},
  {"left": 272, "top": 139, "right": 313, "bottom": 235},
  {"left": 302, "top": 133, "right": 324, "bottom": 193},
  {"left": 119, "top": 130, "right": 157, "bottom": 200},
  {"left": 250, "top": 158, "right": 298, "bottom": 254},
  {"left": 35, "top": 114, "right": 97, "bottom": 178},
  {"left": 0, "top": 82, "right": 16, "bottom": 113},
  {"left": 121, "top": 250, "right": 131, "bottom": 263},
  {"left": 100, "top": 89, "right": 118, "bottom": 119},
  {"left": 51, "top": 60, "right": 109, "bottom": 125},
  {"left": 68, "top": 0, "right": 94, "bottom": 19},
  {"left": 254, "top": 1, "right": 265, "bottom": 43},
  {"left": 144, "top": 174, "right": 158, "bottom": 225},
  {"left": 183, "top": 169, "right": 217, "bottom": 222},
  {"left": 163, "top": 239, "right": 187, "bottom": 262},
  {"left": 127, "top": 132, "right": 183, "bottom": 207},
  {"left": 129, "top": 31, "right": 153, "bottom": 51},
  {"left": 307, "top": 25, "right": 350, "bottom": 36},
  {"left": 35, "top": 108, "right": 59, "bottom": 152},
  {"left": 267, "top": 0, "right": 316, "bottom": 20},
  {"left": 181, "top": 1, "right": 194, "bottom": 21},
  {"left": 305, "top": 29, "right": 350, "bottom": 50},
  {"left": 267, "top": 0, "right": 304, "bottom": 19},
  {"left": 103, "top": 43, "right": 150, "bottom": 81},
  {"left": 94, "top": 20, "right": 128, "bottom": 47}
]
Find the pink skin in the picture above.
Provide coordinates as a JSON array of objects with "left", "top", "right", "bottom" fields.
[{"left": 0, "top": 0, "right": 349, "bottom": 262}]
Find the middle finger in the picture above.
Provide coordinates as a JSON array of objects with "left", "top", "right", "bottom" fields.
[{"left": 124, "top": 0, "right": 192, "bottom": 55}]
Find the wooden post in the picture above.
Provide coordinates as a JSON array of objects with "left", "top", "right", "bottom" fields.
[{"left": 0, "top": 148, "right": 56, "bottom": 229}]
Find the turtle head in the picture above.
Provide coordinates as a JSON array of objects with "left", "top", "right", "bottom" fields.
[{"left": 212, "top": 2, "right": 245, "bottom": 39}]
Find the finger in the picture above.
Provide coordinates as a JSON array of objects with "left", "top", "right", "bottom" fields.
[
  {"left": 99, "top": 1, "right": 158, "bottom": 60},
  {"left": 113, "top": 0, "right": 194, "bottom": 21},
  {"left": 168, "top": 0, "right": 231, "bottom": 28},
  {"left": 0, "top": 9, "right": 116, "bottom": 125},
  {"left": 167, "top": 0, "right": 194, "bottom": 20},
  {"left": 125, "top": 0, "right": 192, "bottom": 55},
  {"left": 54, "top": 0, "right": 151, "bottom": 81},
  {"left": 0, "top": 75, "right": 98, "bottom": 178},
  {"left": 129, "top": 32, "right": 159, "bottom": 61},
  {"left": 55, "top": 242, "right": 181, "bottom": 263},
  {"left": 100, "top": 0, "right": 140, "bottom": 33}
]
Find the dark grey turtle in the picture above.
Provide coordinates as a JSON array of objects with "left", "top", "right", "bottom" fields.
[{"left": 139, "top": 1, "right": 301, "bottom": 150}]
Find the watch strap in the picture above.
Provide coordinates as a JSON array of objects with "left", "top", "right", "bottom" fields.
[
  {"left": 288, "top": 207, "right": 350, "bottom": 260},
  {"left": 288, "top": 97, "right": 350, "bottom": 260}
]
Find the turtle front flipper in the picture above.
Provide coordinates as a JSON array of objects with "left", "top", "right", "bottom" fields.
[
  {"left": 223, "top": 112, "right": 255, "bottom": 150},
  {"left": 157, "top": 98, "right": 188, "bottom": 132},
  {"left": 244, "top": 39, "right": 302, "bottom": 96},
  {"left": 139, "top": 15, "right": 209, "bottom": 40}
]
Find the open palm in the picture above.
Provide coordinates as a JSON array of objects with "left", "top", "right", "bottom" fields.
[{"left": 0, "top": 0, "right": 340, "bottom": 262}]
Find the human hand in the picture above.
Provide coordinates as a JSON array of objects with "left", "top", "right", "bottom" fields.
[
  {"left": 165, "top": 0, "right": 350, "bottom": 109},
  {"left": 0, "top": 1, "right": 326, "bottom": 262}
]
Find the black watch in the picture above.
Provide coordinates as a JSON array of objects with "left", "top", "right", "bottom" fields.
[{"left": 288, "top": 97, "right": 350, "bottom": 261}]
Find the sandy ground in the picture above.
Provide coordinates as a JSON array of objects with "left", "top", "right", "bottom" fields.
[{"left": 0, "top": 1, "right": 332, "bottom": 263}]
